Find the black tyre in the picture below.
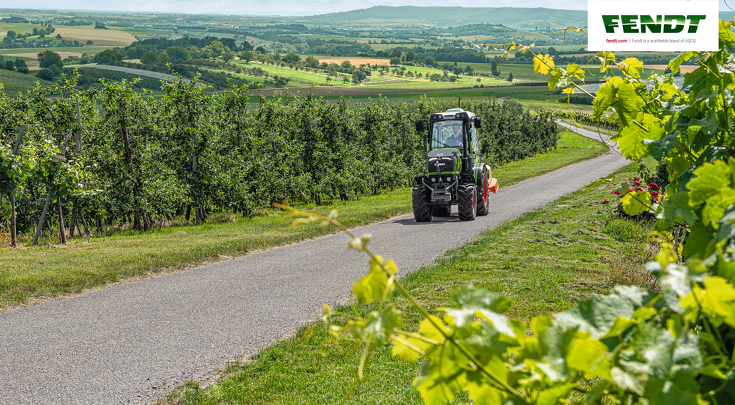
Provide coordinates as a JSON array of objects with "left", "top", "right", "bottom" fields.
[
  {"left": 433, "top": 205, "right": 452, "bottom": 217},
  {"left": 458, "top": 184, "right": 476, "bottom": 221},
  {"left": 477, "top": 170, "right": 490, "bottom": 216},
  {"left": 412, "top": 185, "right": 432, "bottom": 222}
]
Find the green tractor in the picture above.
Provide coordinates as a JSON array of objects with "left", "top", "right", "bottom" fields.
[{"left": 413, "top": 108, "right": 499, "bottom": 222}]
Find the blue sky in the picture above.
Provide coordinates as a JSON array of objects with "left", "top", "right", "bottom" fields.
[{"left": 0, "top": 0, "right": 730, "bottom": 17}]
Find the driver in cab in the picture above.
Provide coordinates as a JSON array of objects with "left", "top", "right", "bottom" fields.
[{"left": 446, "top": 123, "right": 463, "bottom": 147}]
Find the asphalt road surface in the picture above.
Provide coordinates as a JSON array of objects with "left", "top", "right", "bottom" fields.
[{"left": 0, "top": 123, "right": 626, "bottom": 405}]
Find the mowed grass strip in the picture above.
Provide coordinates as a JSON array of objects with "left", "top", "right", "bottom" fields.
[
  {"left": 0, "top": 131, "right": 606, "bottom": 308},
  {"left": 158, "top": 167, "right": 654, "bottom": 405}
]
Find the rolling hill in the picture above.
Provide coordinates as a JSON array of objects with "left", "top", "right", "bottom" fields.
[{"left": 307, "top": 6, "right": 588, "bottom": 29}]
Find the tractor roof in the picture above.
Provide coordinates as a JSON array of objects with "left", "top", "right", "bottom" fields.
[{"left": 430, "top": 108, "right": 476, "bottom": 121}]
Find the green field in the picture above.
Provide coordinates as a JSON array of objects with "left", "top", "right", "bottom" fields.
[
  {"left": 0, "top": 23, "right": 40, "bottom": 36},
  {"left": 232, "top": 61, "right": 388, "bottom": 86},
  {"left": 0, "top": 69, "right": 54, "bottom": 96}
]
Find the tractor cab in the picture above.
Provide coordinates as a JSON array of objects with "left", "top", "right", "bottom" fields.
[{"left": 412, "top": 109, "right": 499, "bottom": 222}]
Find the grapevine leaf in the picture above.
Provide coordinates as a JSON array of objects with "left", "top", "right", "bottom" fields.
[
  {"left": 533, "top": 54, "right": 555, "bottom": 75},
  {"left": 352, "top": 255, "right": 394, "bottom": 305},
  {"left": 682, "top": 221, "right": 714, "bottom": 259},
  {"left": 619, "top": 58, "right": 644, "bottom": 79},
  {"left": 656, "top": 192, "right": 698, "bottom": 229},
  {"left": 687, "top": 160, "right": 732, "bottom": 206},
  {"left": 700, "top": 276, "right": 735, "bottom": 328},
  {"left": 611, "top": 366, "right": 646, "bottom": 396},
  {"left": 392, "top": 334, "right": 422, "bottom": 363},
  {"left": 621, "top": 191, "right": 652, "bottom": 216},
  {"left": 449, "top": 285, "right": 512, "bottom": 314},
  {"left": 668, "top": 51, "right": 695, "bottom": 75},
  {"left": 612, "top": 125, "right": 648, "bottom": 160},
  {"left": 555, "top": 285, "right": 657, "bottom": 340},
  {"left": 566, "top": 334, "right": 611, "bottom": 378},
  {"left": 548, "top": 64, "right": 584, "bottom": 91},
  {"left": 659, "top": 263, "right": 694, "bottom": 297},
  {"left": 419, "top": 315, "right": 449, "bottom": 342},
  {"left": 345, "top": 304, "right": 403, "bottom": 342},
  {"left": 714, "top": 252, "right": 735, "bottom": 285},
  {"left": 593, "top": 77, "right": 644, "bottom": 126},
  {"left": 535, "top": 383, "right": 576, "bottom": 405},
  {"left": 702, "top": 189, "right": 735, "bottom": 229},
  {"left": 645, "top": 374, "right": 700, "bottom": 405},
  {"left": 596, "top": 51, "right": 615, "bottom": 73},
  {"left": 720, "top": 19, "right": 735, "bottom": 48},
  {"left": 465, "top": 381, "right": 505, "bottom": 405},
  {"left": 613, "top": 114, "right": 664, "bottom": 160}
]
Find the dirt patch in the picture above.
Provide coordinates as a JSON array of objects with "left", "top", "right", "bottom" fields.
[
  {"left": 4, "top": 51, "right": 84, "bottom": 60},
  {"left": 645, "top": 64, "right": 697, "bottom": 74},
  {"left": 304, "top": 56, "right": 391, "bottom": 66}
]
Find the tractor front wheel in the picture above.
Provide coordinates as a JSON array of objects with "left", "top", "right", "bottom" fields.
[
  {"left": 458, "top": 184, "right": 476, "bottom": 221},
  {"left": 412, "top": 185, "right": 432, "bottom": 222}
]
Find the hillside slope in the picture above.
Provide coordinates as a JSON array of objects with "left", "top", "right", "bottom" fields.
[{"left": 308, "top": 6, "right": 588, "bottom": 29}]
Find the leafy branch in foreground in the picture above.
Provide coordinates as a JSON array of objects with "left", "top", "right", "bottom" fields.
[{"left": 280, "top": 19, "right": 735, "bottom": 405}]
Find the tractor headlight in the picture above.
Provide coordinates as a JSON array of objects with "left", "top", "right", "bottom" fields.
[
  {"left": 431, "top": 178, "right": 436, "bottom": 182},
  {"left": 446, "top": 176, "right": 452, "bottom": 182}
]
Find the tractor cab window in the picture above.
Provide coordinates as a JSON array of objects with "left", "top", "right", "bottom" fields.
[
  {"left": 430, "top": 120, "right": 464, "bottom": 150},
  {"left": 469, "top": 121, "right": 479, "bottom": 155}
]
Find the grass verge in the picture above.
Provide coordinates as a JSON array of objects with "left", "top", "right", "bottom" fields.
[
  {"left": 158, "top": 167, "right": 655, "bottom": 405},
  {"left": 0, "top": 130, "right": 606, "bottom": 308}
]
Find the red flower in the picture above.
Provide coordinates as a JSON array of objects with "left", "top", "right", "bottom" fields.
[
  {"left": 648, "top": 182, "right": 659, "bottom": 190},
  {"left": 613, "top": 190, "right": 621, "bottom": 195},
  {"left": 602, "top": 200, "right": 610, "bottom": 204},
  {"left": 651, "top": 191, "right": 659, "bottom": 196},
  {"left": 627, "top": 189, "right": 634, "bottom": 193}
]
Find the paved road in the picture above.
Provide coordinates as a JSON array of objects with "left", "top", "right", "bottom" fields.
[{"left": 0, "top": 124, "right": 627, "bottom": 405}]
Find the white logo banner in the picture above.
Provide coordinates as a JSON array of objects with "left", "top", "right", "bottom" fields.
[{"left": 588, "top": 1, "right": 718, "bottom": 51}]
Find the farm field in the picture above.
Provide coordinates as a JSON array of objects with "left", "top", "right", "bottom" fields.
[
  {"left": 0, "top": 130, "right": 603, "bottom": 308},
  {"left": 0, "top": 23, "right": 39, "bottom": 36},
  {"left": 303, "top": 56, "right": 391, "bottom": 66},
  {"left": 0, "top": 46, "right": 111, "bottom": 60},
  {"left": 52, "top": 25, "right": 137, "bottom": 46},
  {"left": 4, "top": 50, "right": 84, "bottom": 60},
  {"left": 159, "top": 163, "right": 649, "bottom": 405}
]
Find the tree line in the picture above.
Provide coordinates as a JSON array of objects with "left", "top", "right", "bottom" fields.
[{"left": 0, "top": 73, "right": 557, "bottom": 245}]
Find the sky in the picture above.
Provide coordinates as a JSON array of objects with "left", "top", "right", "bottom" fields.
[{"left": 0, "top": 0, "right": 732, "bottom": 17}]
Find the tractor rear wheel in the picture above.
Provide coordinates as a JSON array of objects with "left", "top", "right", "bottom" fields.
[
  {"left": 458, "top": 184, "right": 476, "bottom": 221},
  {"left": 477, "top": 170, "right": 490, "bottom": 216},
  {"left": 433, "top": 205, "right": 452, "bottom": 217},
  {"left": 412, "top": 185, "right": 432, "bottom": 222}
]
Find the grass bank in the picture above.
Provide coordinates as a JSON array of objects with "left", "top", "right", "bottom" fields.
[
  {"left": 0, "top": 130, "right": 606, "bottom": 308},
  {"left": 159, "top": 165, "right": 655, "bottom": 405}
]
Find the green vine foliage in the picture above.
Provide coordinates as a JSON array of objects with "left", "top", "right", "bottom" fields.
[{"left": 315, "top": 20, "right": 735, "bottom": 405}]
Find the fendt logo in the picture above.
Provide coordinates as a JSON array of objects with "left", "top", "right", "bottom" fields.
[
  {"left": 589, "top": 1, "right": 717, "bottom": 51},
  {"left": 602, "top": 15, "right": 707, "bottom": 34}
]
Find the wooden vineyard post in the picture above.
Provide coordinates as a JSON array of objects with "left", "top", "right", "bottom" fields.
[
  {"left": 70, "top": 96, "right": 83, "bottom": 238},
  {"left": 9, "top": 125, "right": 26, "bottom": 247},
  {"left": 57, "top": 195, "right": 66, "bottom": 244},
  {"left": 32, "top": 132, "right": 72, "bottom": 246}
]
